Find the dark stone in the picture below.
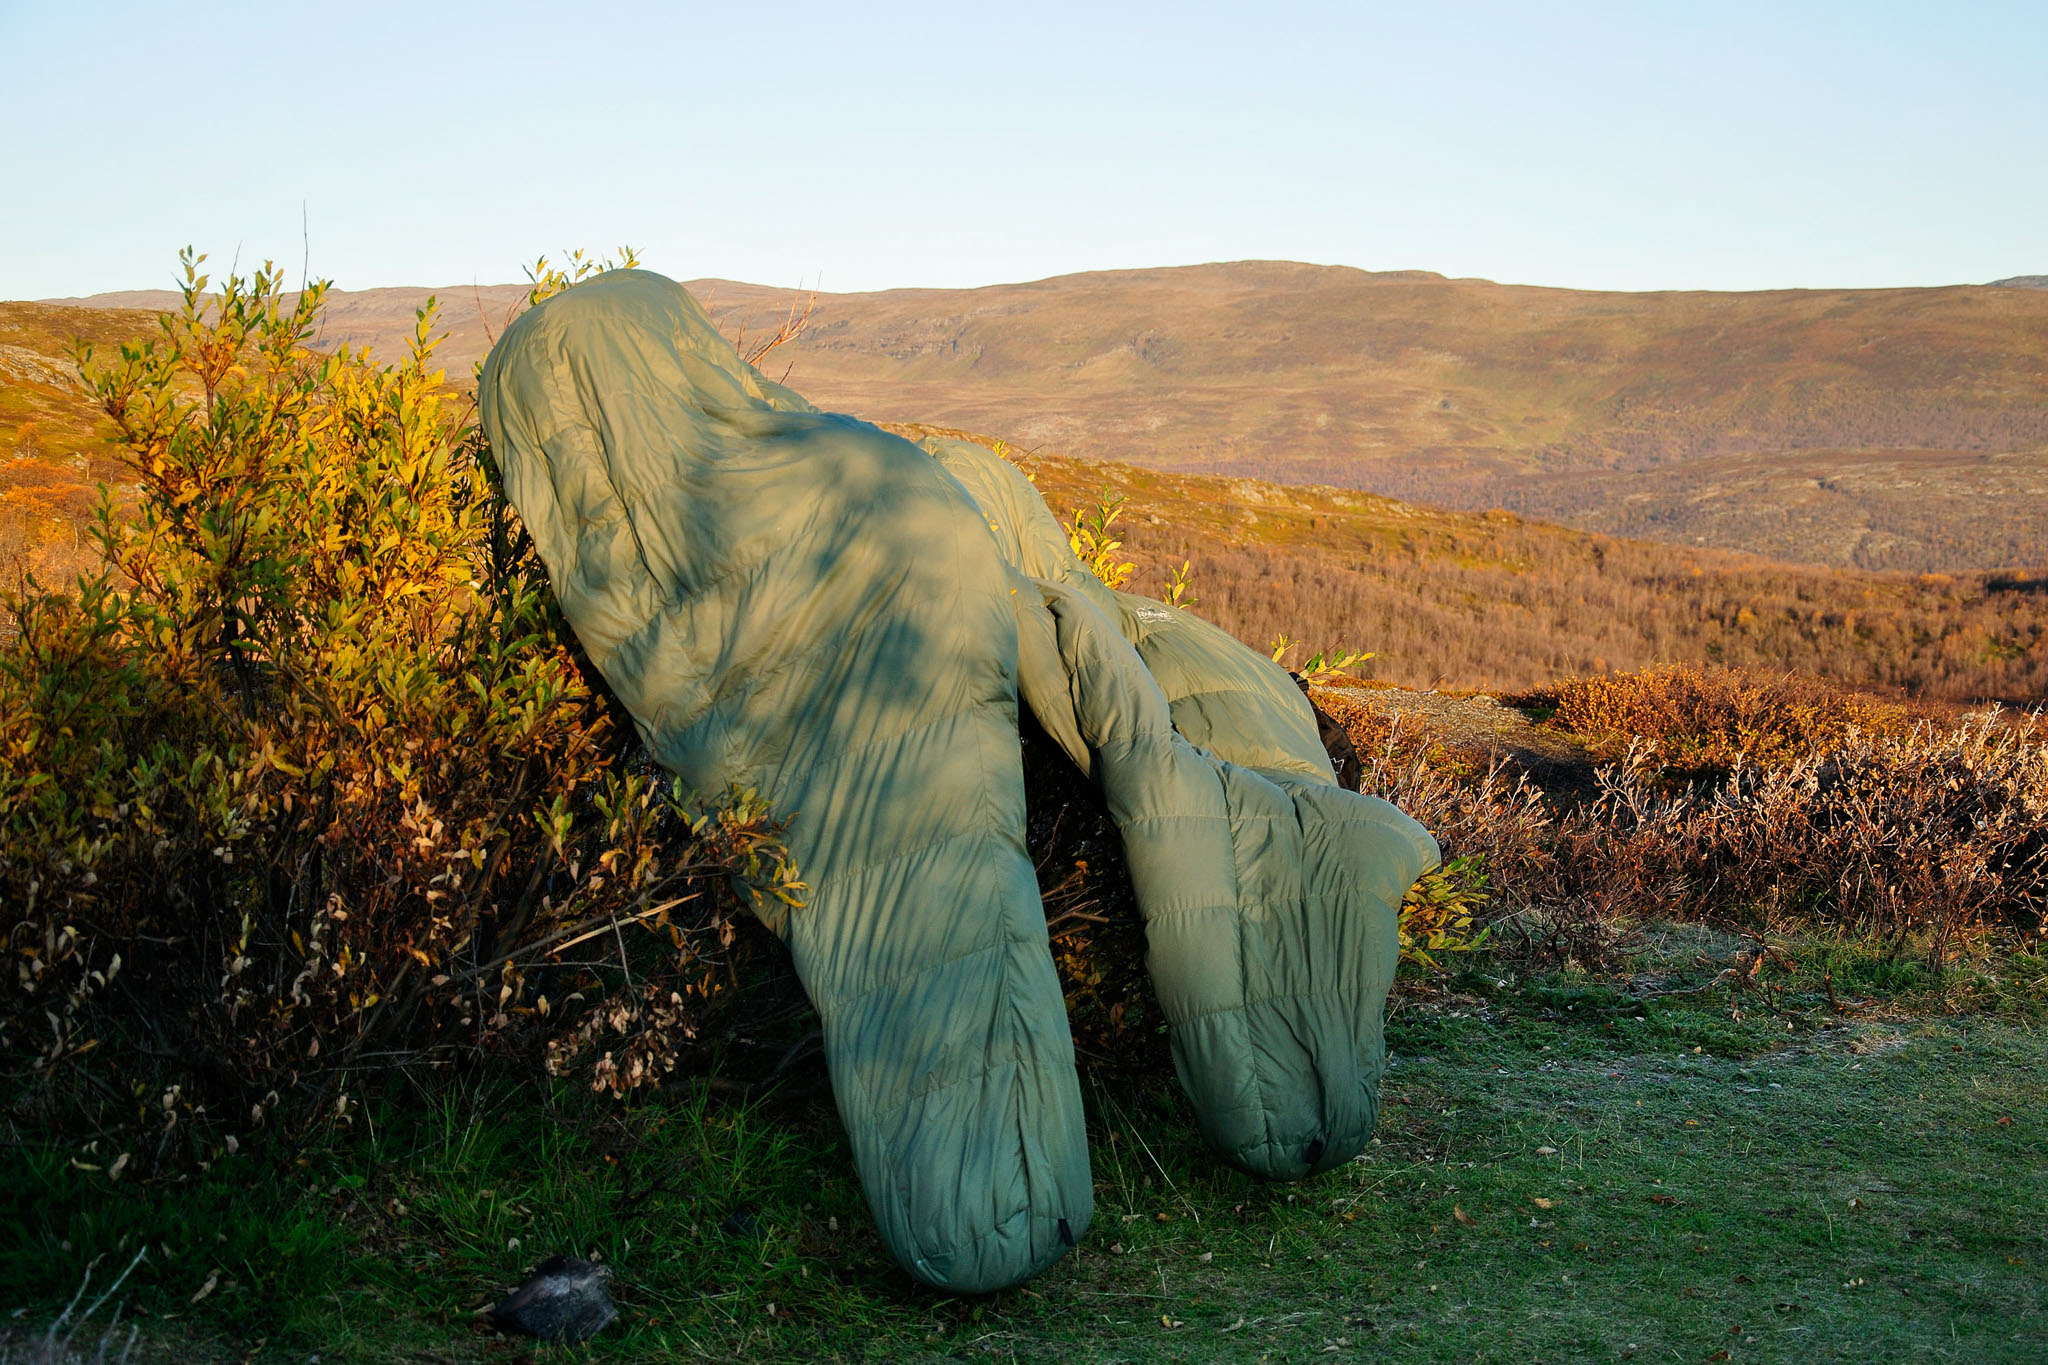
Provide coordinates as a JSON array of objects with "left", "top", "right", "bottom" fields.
[
  {"left": 485, "top": 1255, "right": 617, "bottom": 1343},
  {"left": 719, "top": 1203, "right": 763, "bottom": 1239}
]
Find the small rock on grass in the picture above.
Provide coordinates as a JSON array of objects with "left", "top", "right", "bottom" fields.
[{"left": 485, "top": 1255, "right": 618, "bottom": 1343}]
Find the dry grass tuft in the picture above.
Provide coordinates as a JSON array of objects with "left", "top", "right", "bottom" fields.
[{"left": 0, "top": 1249, "right": 146, "bottom": 1365}]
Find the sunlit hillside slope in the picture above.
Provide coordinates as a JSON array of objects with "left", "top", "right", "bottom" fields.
[
  {"left": 4, "top": 300, "right": 2041, "bottom": 702},
  {"left": 44, "top": 265, "right": 2048, "bottom": 572},
  {"left": 0, "top": 302, "right": 146, "bottom": 581},
  {"left": 889, "top": 426, "right": 2046, "bottom": 703},
  {"left": 706, "top": 264, "right": 2048, "bottom": 574}
]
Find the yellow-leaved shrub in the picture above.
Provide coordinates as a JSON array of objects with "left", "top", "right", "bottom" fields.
[{"left": 0, "top": 252, "right": 803, "bottom": 1158}]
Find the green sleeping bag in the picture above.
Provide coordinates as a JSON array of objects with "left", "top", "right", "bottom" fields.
[
  {"left": 924, "top": 437, "right": 1440, "bottom": 1176},
  {"left": 478, "top": 271, "right": 1092, "bottom": 1293},
  {"left": 918, "top": 436, "right": 1335, "bottom": 783},
  {"left": 478, "top": 270, "right": 1439, "bottom": 1292}
]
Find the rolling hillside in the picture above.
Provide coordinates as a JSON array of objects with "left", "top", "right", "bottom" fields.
[
  {"left": 4, "top": 295, "right": 2042, "bottom": 702},
  {"left": 44, "top": 263, "right": 2048, "bottom": 572},
  {"left": 703, "top": 263, "right": 2048, "bottom": 574},
  {"left": 0, "top": 301, "right": 150, "bottom": 582},
  {"left": 901, "top": 426, "right": 2047, "bottom": 704}
]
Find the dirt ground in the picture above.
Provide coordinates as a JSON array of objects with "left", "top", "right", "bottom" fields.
[{"left": 1309, "top": 681, "right": 1597, "bottom": 799}]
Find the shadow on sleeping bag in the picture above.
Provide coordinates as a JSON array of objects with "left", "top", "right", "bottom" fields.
[{"left": 478, "top": 270, "right": 1441, "bottom": 1294}]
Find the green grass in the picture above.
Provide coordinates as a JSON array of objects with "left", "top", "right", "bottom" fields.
[{"left": 5, "top": 951, "right": 2045, "bottom": 1363}]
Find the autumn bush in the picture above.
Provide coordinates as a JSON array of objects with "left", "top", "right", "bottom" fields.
[
  {"left": 0, "top": 254, "right": 807, "bottom": 1159},
  {"left": 1532, "top": 663, "right": 1909, "bottom": 771},
  {"left": 1353, "top": 680, "right": 2048, "bottom": 971}
]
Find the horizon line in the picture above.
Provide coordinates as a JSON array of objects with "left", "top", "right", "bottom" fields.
[{"left": 21, "top": 257, "right": 2048, "bottom": 308}]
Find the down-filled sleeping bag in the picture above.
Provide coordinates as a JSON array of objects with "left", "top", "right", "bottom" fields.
[
  {"left": 478, "top": 270, "right": 1440, "bottom": 1293},
  {"left": 922, "top": 437, "right": 1440, "bottom": 1177}
]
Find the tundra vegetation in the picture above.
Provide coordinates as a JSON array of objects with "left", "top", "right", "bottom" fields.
[{"left": 1, "top": 259, "right": 2043, "bottom": 1363}]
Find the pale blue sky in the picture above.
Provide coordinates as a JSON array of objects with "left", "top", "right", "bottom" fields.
[{"left": 3, "top": 0, "right": 2042, "bottom": 298}]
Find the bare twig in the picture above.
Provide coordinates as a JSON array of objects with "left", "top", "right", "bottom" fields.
[{"left": 723, "top": 288, "right": 819, "bottom": 370}]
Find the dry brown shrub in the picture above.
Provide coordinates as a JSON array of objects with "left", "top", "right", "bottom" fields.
[
  {"left": 1355, "top": 706, "right": 2048, "bottom": 970},
  {"left": 1536, "top": 664, "right": 1910, "bottom": 770},
  {"left": 1018, "top": 723, "right": 1163, "bottom": 1071}
]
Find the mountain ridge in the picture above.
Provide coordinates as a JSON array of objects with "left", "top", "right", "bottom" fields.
[{"left": 26, "top": 261, "right": 2048, "bottom": 572}]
